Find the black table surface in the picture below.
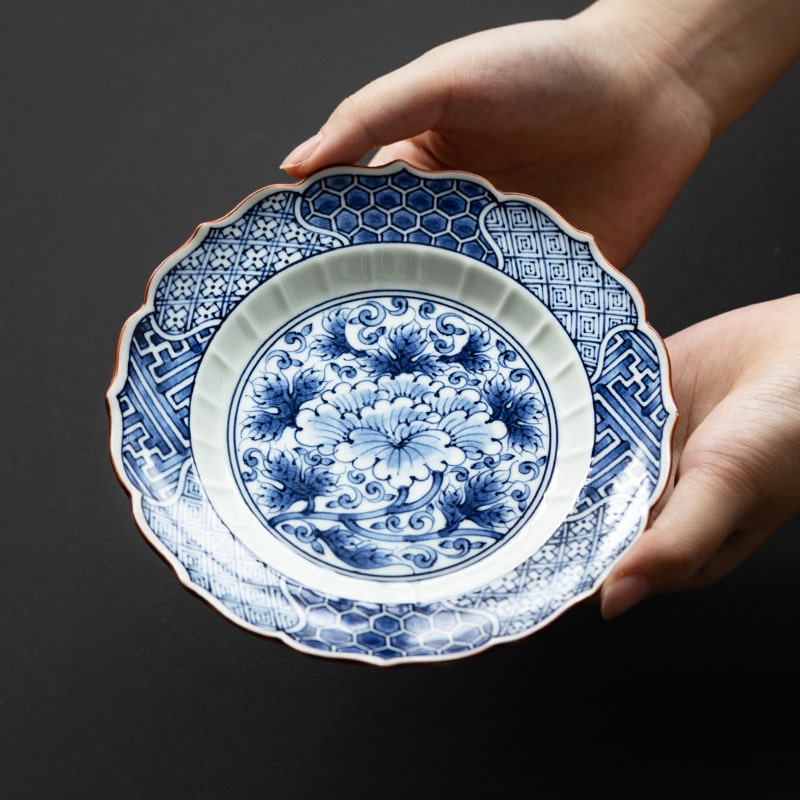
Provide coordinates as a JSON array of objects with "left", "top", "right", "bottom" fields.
[{"left": 3, "top": 1, "right": 799, "bottom": 797}]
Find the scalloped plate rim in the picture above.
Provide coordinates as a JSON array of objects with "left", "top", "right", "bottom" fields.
[{"left": 106, "top": 160, "right": 678, "bottom": 666}]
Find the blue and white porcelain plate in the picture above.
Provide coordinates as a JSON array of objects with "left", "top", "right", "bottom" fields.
[{"left": 108, "top": 162, "right": 676, "bottom": 665}]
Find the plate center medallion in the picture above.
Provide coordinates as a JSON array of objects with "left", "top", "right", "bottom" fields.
[{"left": 230, "top": 292, "right": 556, "bottom": 582}]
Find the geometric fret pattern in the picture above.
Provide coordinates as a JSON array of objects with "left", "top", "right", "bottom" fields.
[
  {"left": 482, "top": 201, "right": 636, "bottom": 369},
  {"left": 578, "top": 326, "right": 669, "bottom": 511},
  {"left": 109, "top": 163, "right": 675, "bottom": 664},
  {"left": 117, "top": 316, "right": 214, "bottom": 500}
]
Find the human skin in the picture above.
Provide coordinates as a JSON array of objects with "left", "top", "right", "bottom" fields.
[
  {"left": 601, "top": 295, "right": 800, "bottom": 618},
  {"left": 280, "top": 0, "right": 800, "bottom": 618},
  {"left": 282, "top": 0, "right": 800, "bottom": 269}
]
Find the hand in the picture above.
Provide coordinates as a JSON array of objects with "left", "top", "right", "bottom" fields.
[
  {"left": 600, "top": 295, "right": 800, "bottom": 618},
  {"left": 281, "top": 8, "right": 713, "bottom": 269},
  {"left": 281, "top": 1, "right": 799, "bottom": 270}
]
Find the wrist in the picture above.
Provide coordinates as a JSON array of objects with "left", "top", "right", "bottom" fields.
[{"left": 576, "top": 0, "right": 800, "bottom": 139}]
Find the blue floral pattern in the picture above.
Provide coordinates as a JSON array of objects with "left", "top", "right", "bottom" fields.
[
  {"left": 110, "top": 163, "right": 676, "bottom": 664},
  {"left": 232, "top": 294, "right": 554, "bottom": 580}
]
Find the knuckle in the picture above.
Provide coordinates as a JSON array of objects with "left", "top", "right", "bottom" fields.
[
  {"left": 685, "top": 451, "right": 759, "bottom": 509},
  {"left": 657, "top": 542, "right": 702, "bottom": 585},
  {"left": 333, "top": 94, "right": 379, "bottom": 144}
]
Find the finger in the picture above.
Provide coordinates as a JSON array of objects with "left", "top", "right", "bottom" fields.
[
  {"left": 366, "top": 139, "right": 448, "bottom": 172},
  {"left": 684, "top": 525, "right": 772, "bottom": 590},
  {"left": 280, "top": 51, "right": 450, "bottom": 177},
  {"left": 599, "top": 460, "right": 752, "bottom": 620}
]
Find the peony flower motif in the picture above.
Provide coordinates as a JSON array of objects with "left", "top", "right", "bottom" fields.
[
  {"left": 438, "top": 408, "right": 505, "bottom": 459},
  {"left": 374, "top": 373, "right": 436, "bottom": 403},
  {"left": 427, "top": 385, "right": 484, "bottom": 416},
  {"left": 295, "top": 374, "right": 508, "bottom": 487},
  {"left": 295, "top": 402, "right": 360, "bottom": 453},
  {"left": 233, "top": 295, "right": 555, "bottom": 581},
  {"left": 314, "top": 379, "right": 381, "bottom": 416},
  {"left": 335, "top": 399, "right": 463, "bottom": 487}
]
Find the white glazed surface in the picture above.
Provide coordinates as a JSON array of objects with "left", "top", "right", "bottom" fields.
[{"left": 190, "top": 244, "right": 595, "bottom": 603}]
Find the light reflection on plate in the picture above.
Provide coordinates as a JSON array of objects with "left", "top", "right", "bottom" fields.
[{"left": 107, "top": 162, "right": 676, "bottom": 665}]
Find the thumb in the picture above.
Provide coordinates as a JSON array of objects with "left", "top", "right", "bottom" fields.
[
  {"left": 279, "top": 51, "right": 448, "bottom": 177},
  {"left": 599, "top": 455, "right": 752, "bottom": 621}
]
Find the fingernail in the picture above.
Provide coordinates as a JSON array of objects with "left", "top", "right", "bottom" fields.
[
  {"left": 600, "top": 574, "right": 649, "bottom": 621},
  {"left": 280, "top": 133, "right": 323, "bottom": 170}
]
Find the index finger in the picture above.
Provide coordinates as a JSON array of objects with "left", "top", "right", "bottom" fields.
[{"left": 280, "top": 51, "right": 450, "bottom": 177}]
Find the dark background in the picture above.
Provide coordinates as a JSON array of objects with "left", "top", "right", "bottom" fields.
[{"left": 3, "top": 1, "right": 798, "bottom": 797}]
